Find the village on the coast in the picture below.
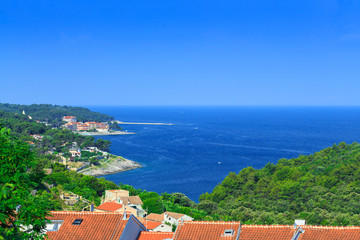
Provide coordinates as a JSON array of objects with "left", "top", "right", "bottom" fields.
[
  {"left": 26, "top": 115, "right": 141, "bottom": 174},
  {"left": 62, "top": 115, "right": 134, "bottom": 135},
  {"left": 13, "top": 113, "right": 360, "bottom": 240},
  {"left": 41, "top": 120, "right": 360, "bottom": 240},
  {"left": 46, "top": 187, "right": 360, "bottom": 240}
]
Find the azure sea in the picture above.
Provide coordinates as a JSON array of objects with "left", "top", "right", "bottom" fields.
[{"left": 87, "top": 106, "right": 360, "bottom": 201}]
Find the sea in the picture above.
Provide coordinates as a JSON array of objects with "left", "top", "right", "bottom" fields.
[{"left": 87, "top": 106, "right": 360, "bottom": 202}]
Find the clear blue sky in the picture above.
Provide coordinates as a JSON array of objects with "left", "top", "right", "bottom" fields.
[{"left": 1, "top": 0, "right": 360, "bottom": 106}]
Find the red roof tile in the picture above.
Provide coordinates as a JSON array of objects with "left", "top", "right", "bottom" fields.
[
  {"left": 165, "top": 211, "right": 185, "bottom": 220},
  {"left": 46, "top": 211, "right": 127, "bottom": 240},
  {"left": 147, "top": 213, "right": 164, "bottom": 223},
  {"left": 239, "top": 225, "right": 295, "bottom": 240},
  {"left": 173, "top": 223, "right": 360, "bottom": 240},
  {"left": 138, "top": 232, "right": 174, "bottom": 240},
  {"left": 299, "top": 225, "right": 360, "bottom": 240},
  {"left": 95, "top": 202, "right": 123, "bottom": 212},
  {"left": 144, "top": 221, "right": 162, "bottom": 230},
  {"left": 173, "top": 221, "right": 241, "bottom": 240}
]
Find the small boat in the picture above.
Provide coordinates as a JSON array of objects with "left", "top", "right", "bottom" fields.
[{"left": 218, "top": 162, "right": 221, "bottom": 164}]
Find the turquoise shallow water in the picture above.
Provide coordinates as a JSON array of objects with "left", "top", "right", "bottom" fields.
[{"left": 87, "top": 106, "right": 360, "bottom": 201}]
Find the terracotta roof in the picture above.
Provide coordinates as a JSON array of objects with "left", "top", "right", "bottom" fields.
[
  {"left": 147, "top": 213, "right": 164, "bottom": 223},
  {"left": 95, "top": 202, "right": 123, "bottom": 212},
  {"left": 165, "top": 211, "right": 185, "bottom": 220},
  {"left": 106, "top": 189, "right": 129, "bottom": 194},
  {"left": 173, "top": 223, "right": 360, "bottom": 240},
  {"left": 299, "top": 225, "right": 360, "bottom": 240},
  {"left": 119, "top": 196, "right": 144, "bottom": 205},
  {"left": 173, "top": 221, "right": 241, "bottom": 240},
  {"left": 144, "top": 221, "right": 162, "bottom": 230},
  {"left": 138, "top": 232, "right": 174, "bottom": 240},
  {"left": 63, "top": 116, "right": 76, "bottom": 119},
  {"left": 239, "top": 225, "right": 295, "bottom": 239},
  {"left": 46, "top": 211, "right": 127, "bottom": 240}
]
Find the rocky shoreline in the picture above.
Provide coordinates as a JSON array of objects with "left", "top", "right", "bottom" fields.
[{"left": 78, "top": 156, "right": 141, "bottom": 177}]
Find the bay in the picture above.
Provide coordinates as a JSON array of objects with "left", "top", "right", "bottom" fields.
[{"left": 87, "top": 106, "right": 360, "bottom": 201}]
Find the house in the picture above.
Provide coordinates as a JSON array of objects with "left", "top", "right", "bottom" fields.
[
  {"left": 86, "top": 122, "right": 98, "bottom": 130},
  {"left": 163, "top": 212, "right": 193, "bottom": 226},
  {"left": 103, "top": 189, "right": 146, "bottom": 217},
  {"left": 145, "top": 212, "right": 193, "bottom": 226},
  {"left": 137, "top": 232, "right": 174, "bottom": 240},
  {"left": 146, "top": 213, "right": 164, "bottom": 223},
  {"left": 69, "top": 148, "right": 81, "bottom": 158},
  {"left": 62, "top": 116, "right": 77, "bottom": 123},
  {"left": 95, "top": 202, "right": 123, "bottom": 213},
  {"left": 45, "top": 211, "right": 146, "bottom": 240},
  {"left": 96, "top": 123, "right": 109, "bottom": 132},
  {"left": 149, "top": 222, "right": 172, "bottom": 232},
  {"left": 104, "top": 189, "right": 131, "bottom": 202},
  {"left": 77, "top": 123, "right": 90, "bottom": 131},
  {"left": 83, "top": 146, "right": 98, "bottom": 152}
]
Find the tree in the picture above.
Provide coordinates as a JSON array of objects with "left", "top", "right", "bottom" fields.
[
  {"left": 95, "top": 139, "right": 111, "bottom": 152},
  {"left": 0, "top": 128, "right": 51, "bottom": 239}
]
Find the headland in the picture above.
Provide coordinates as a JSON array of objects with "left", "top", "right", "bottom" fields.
[{"left": 78, "top": 154, "right": 141, "bottom": 177}]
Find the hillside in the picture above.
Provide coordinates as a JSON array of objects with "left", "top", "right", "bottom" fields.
[
  {"left": 0, "top": 103, "right": 114, "bottom": 125},
  {"left": 198, "top": 142, "right": 360, "bottom": 225}
]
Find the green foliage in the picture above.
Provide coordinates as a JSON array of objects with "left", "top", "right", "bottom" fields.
[
  {"left": 199, "top": 142, "right": 360, "bottom": 225},
  {"left": 0, "top": 103, "right": 114, "bottom": 126},
  {"left": 0, "top": 128, "right": 53, "bottom": 239},
  {"left": 139, "top": 192, "right": 164, "bottom": 214},
  {"left": 108, "top": 122, "right": 123, "bottom": 131},
  {"left": 45, "top": 168, "right": 118, "bottom": 206}
]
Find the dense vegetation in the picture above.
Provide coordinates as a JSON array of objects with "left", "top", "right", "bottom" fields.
[
  {"left": 119, "top": 184, "right": 208, "bottom": 220},
  {"left": 3, "top": 102, "right": 360, "bottom": 235},
  {"left": 199, "top": 142, "right": 360, "bottom": 226},
  {"left": 0, "top": 103, "right": 114, "bottom": 126},
  {"left": 0, "top": 111, "right": 111, "bottom": 154},
  {"left": 0, "top": 128, "right": 60, "bottom": 239}
]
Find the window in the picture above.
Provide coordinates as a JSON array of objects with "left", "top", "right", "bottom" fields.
[
  {"left": 72, "top": 219, "right": 83, "bottom": 225},
  {"left": 224, "top": 229, "right": 234, "bottom": 236}
]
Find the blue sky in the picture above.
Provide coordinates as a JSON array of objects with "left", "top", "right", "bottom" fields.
[{"left": 1, "top": 0, "right": 360, "bottom": 106}]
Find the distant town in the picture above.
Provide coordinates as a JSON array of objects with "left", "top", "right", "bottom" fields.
[{"left": 62, "top": 115, "right": 135, "bottom": 136}]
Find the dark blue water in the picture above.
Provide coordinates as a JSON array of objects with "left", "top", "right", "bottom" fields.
[{"left": 87, "top": 106, "right": 360, "bottom": 201}]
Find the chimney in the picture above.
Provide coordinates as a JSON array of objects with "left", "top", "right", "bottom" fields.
[
  {"left": 292, "top": 220, "right": 306, "bottom": 240},
  {"left": 123, "top": 211, "right": 127, "bottom": 220}
]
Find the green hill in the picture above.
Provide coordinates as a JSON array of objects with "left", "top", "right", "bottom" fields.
[
  {"left": 0, "top": 103, "right": 114, "bottom": 125},
  {"left": 198, "top": 142, "right": 360, "bottom": 226}
]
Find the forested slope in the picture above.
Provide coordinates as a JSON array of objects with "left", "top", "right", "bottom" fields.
[
  {"left": 0, "top": 103, "right": 114, "bottom": 125},
  {"left": 199, "top": 142, "right": 360, "bottom": 226}
]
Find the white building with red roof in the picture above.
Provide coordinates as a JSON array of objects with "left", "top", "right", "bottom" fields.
[{"left": 62, "top": 116, "right": 77, "bottom": 123}]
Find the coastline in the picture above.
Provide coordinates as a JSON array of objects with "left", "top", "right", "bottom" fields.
[
  {"left": 116, "top": 120, "right": 174, "bottom": 126},
  {"left": 78, "top": 154, "right": 141, "bottom": 177},
  {"left": 77, "top": 131, "right": 136, "bottom": 136}
]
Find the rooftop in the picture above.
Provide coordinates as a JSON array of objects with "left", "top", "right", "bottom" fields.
[
  {"left": 95, "top": 202, "right": 123, "bottom": 212},
  {"left": 146, "top": 213, "right": 164, "bottom": 223},
  {"left": 119, "top": 196, "right": 144, "bottom": 205},
  {"left": 165, "top": 211, "right": 185, "bottom": 220},
  {"left": 138, "top": 232, "right": 174, "bottom": 240},
  {"left": 173, "top": 221, "right": 241, "bottom": 240},
  {"left": 46, "top": 211, "right": 127, "bottom": 240},
  {"left": 144, "top": 221, "right": 162, "bottom": 230}
]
